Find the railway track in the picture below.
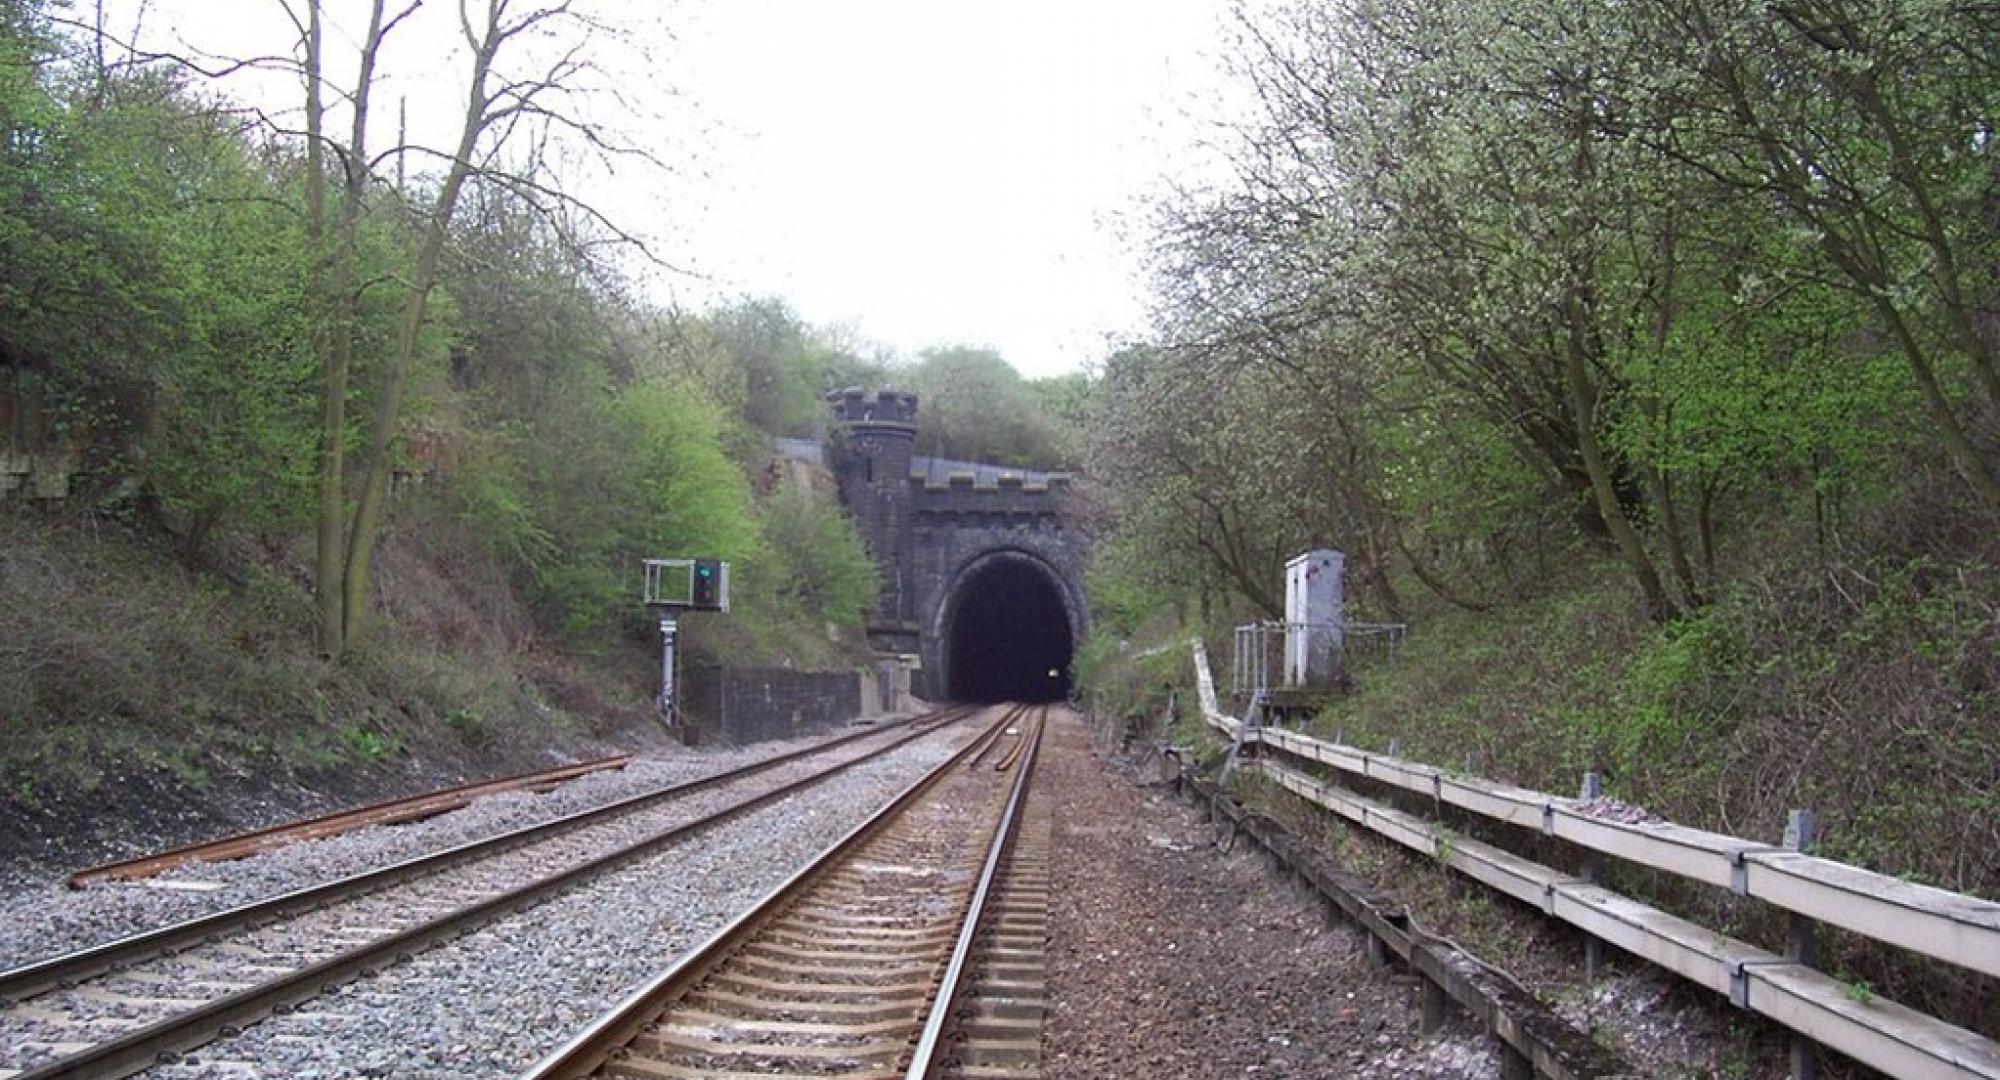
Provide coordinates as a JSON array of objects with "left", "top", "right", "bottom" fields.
[
  {"left": 0, "top": 706, "right": 987, "bottom": 1080},
  {"left": 523, "top": 702, "right": 1053, "bottom": 1080},
  {"left": 932, "top": 747, "right": 1050, "bottom": 1080}
]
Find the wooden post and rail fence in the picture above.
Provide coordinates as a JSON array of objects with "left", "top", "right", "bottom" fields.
[{"left": 1189, "top": 640, "right": 2000, "bottom": 1080}]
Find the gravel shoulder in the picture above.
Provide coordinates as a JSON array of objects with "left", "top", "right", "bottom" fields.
[{"left": 1041, "top": 716, "right": 1494, "bottom": 1079}]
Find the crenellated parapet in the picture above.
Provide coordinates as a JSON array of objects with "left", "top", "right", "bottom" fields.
[
  {"left": 825, "top": 386, "right": 919, "bottom": 428},
  {"left": 909, "top": 458, "right": 1072, "bottom": 521}
]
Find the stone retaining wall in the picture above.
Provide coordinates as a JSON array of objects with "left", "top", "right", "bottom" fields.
[{"left": 682, "top": 667, "right": 864, "bottom": 745}]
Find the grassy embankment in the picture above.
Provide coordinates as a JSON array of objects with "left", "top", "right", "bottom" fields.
[
  {"left": 1083, "top": 486, "right": 1998, "bottom": 1056},
  {"left": 0, "top": 492, "right": 865, "bottom": 866}
]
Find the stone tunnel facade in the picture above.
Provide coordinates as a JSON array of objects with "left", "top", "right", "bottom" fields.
[{"left": 822, "top": 388, "right": 1090, "bottom": 702}]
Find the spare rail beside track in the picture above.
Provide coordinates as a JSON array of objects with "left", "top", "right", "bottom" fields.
[
  {"left": 65, "top": 754, "right": 637, "bottom": 888},
  {"left": 0, "top": 706, "right": 984, "bottom": 1080}
]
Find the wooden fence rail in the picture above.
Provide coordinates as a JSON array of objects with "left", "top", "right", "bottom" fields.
[{"left": 1190, "top": 641, "right": 2000, "bottom": 1080}]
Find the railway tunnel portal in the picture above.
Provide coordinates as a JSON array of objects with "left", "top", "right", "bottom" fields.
[
  {"left": 938, "top": 550, "right": 1077, "bottom": 702},
  {"left": 817, "top": 388, "right": 1089, "bottom": 703}
]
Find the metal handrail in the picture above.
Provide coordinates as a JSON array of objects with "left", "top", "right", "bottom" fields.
[{"left": 1232, "top": 618, "right": 1411, "bottom": 699}]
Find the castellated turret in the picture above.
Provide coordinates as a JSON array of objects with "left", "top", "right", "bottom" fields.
[{"left": 826, "top": 388, "right": 920, "bottom": 654}]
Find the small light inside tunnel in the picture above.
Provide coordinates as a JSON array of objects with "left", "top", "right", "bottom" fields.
[{"left": 1048, "top": 668, "right": 1059, "bottom": 679}]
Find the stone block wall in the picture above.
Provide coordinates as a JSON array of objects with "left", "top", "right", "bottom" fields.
[
  {"left": 682, "top": 667, "right": 864, "bottom": 745},
  {"left": 0, "top": 369, "right": 77, "bottom": 501}
]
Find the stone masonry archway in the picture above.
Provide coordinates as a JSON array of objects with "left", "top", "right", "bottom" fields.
[{"left": 931, "top": 548, "right": 1082, "bottom": 703}]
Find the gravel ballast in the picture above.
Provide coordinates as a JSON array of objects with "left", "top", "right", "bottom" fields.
[
  {"left": 141, "top": 718, "right": 981, "bottom": 1079},
  {"left": 0, "top": 716, "right": 927, "bottom": 971}
]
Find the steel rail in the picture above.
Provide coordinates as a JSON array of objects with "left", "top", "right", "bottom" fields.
[
  {"left": 519, "top": 703, "right": 1028, "bottom": 1080},
  {"left": 0, "top": 706, "right": 966, "bottom": 1007},
  {"left": 5, "top": 706, "right": 983, "bottom": 1080},
  {"left": 64, "top": 754, "right": 637, "bottom": 888},
  {"left": 904, "top": 705, "right": 1046, "bottom": 1079},
  {"left": 963, "top": 713, "right": 1012, "bottom": 770},
  {"left": 990, "top": 706, "right": 1040, "bottom": 773}
]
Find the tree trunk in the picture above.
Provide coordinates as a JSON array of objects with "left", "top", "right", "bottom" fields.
[
  {"left": 306, "top": 0, "right": 392, "bottom": 658},
  {"left": 1697, "top": 474, "right": 1720, "bottom": 581},
  {"left": 1568, "top": 338, "right": 1675, "bottom": 620},
  {"left": 1560, "top": 68, "right": 1677, "bottom": 622},
  {"left": 305, "top": 0, "right": 346, "bottom": 658},
  {"left": 340, "top": 8, "right": 496, "bottom": 643},
  {"left": 340, "top": 170, "right": 473, "bottom": 643},
  {"left": 1358, "top": 525, "right": 1405, "bottom": 621},
  {"left": 1392, "top": 530, "right": 1491, "bottom": 613},
  {"left": 1840, "top": 68, "right": 2000, "bottom": 415},
  {"left": 1650, "top": 467, "right": 1703, "bottom": 609},
  {"left": 1639, "top": 207, "right": 1702, "bottom": 609},
  {"left": 1704, "top": 27, "right": 2000, "bottom": 511},
  {"left": 1873, "top": 294, "right": 2000, "bottom": 508}
]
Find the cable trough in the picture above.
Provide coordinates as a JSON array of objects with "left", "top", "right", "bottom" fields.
[
  {"left": 524, "top": 703, "right": 1051, "bottom": 1080},
  {"left": 0, "top": 707, "right": 980, "bottom": 1080}
]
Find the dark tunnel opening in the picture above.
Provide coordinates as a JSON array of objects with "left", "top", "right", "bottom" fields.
[{"left": 946, "top": 559, "right": 1074, "bottom": 704}]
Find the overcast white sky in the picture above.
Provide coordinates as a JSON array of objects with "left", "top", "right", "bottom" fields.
[{"left": 103, "top": 1, "right": 1242, "bottom": 378}]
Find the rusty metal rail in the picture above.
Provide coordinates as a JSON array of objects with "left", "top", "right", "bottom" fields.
[
  {"left": 65, "top": 754, "right": 636, "bottom": 888},
  {"left": 0, "top": 707, "right": 981, "bottom": 1080},
  {"left": 522, "top": 703, "right": 1049, "bottom": 1080}
]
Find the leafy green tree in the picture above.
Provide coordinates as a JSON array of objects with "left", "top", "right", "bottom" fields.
[
  {"left": 1632, "top": 0, "right": 2000, "bottom": 507},
  {"left": 0, "top": 9, "right": 348, "bottom": 552},
  {"left": 614, "top": 381, "right": 761, "bottom": 567},
  {"left": 1100, "top": 0, "right": 1975, "bottom": 633},
  {"left": 290, "top": 0, "right": 656, "bottom": 658},
  {"left": 508, "top": 377, "right": 758, "bottom": 640},
  {"left": 705, "top": 297, "right": 842, "bottom": 439},
  {"left": 901, "top": 346, "right": 1075, "bottom": 468},
  {"left": 754, "top": 488, "right": 880, "bottom": 628}
]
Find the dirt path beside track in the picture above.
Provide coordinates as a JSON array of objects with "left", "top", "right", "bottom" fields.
[{"left": 1041, "top": 714, "right": 1494, "bottom": 1078}]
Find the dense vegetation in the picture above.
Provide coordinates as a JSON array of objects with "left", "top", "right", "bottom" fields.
[
  {"left": 1082, "top": 0, "right": 1999, "bottom": 1039},
  {"left": 0, "top": 1, "right": 879, "bottom": 649},
  {"left": 0, "top": 0, "right": 1073, "bottom": 804}
]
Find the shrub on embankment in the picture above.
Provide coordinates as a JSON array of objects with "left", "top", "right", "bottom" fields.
[{"left": 1317, "top": 511, "right": 1996, "bottom": 1025}]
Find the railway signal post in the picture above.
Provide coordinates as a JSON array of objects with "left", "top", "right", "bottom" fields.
[{"left": 642, "top": 557, "right": 731, "bottom": 729}]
